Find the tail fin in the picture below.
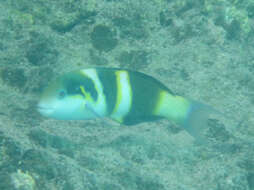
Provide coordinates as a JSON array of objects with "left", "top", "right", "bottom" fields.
[{"left": 181, "top": 100, "right": 218, "bottom": 144}]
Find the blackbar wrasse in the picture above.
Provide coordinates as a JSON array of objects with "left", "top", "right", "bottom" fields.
[{"left": 38, "top": 68, "right": 216, "bottom": 142}]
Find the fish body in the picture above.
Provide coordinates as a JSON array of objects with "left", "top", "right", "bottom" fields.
[{"left": 38, "top": 68, "right": 215, "bottom": 141}]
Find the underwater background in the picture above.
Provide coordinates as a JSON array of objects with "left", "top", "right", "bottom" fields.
[{"left": 0, "top": 0, "right": 254, "bottom": 189}]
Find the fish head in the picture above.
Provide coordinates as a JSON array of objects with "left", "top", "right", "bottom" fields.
[{"left": 37, "top": 71, "right": 94, "bottom": 120}]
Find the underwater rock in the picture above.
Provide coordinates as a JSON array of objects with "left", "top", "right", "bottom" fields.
[
  {"left": 118, "top": 50, "right": 149, "bottom": 70},
  {"left": 28, "top": 129, "right": 76, "bottom": 158},
  {"left": 112, "top": 15, "right": 147, "bottom": 40},
  {"left": 20, "top": 149, "right": 57, "bottom": 180},
  {"left": 26, "top": 32, "right": 58, "bottom": 66},
  {"left": 91, "top": 25, "right": 118, "bottom": 52},
  {"left": 1, "top": 67, "right": 27, "bottom": 89}
]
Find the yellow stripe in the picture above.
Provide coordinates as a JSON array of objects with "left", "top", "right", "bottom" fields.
[
  {"left": 153, "top": 90, "right": 167, "bottom": 115},
  {"left": 80, "top": 85, "right": 93, "bottom": 102},
  {"left": 80, "top": 85, "right": 87, "bottom": 97},
  {"left": 113, "top": 71, "right": 123, "bottom": 114},
  {"left": 80, "top": 69, "right": 107, "bottom": 116},
  {"left": 154, "top": 90, "right": 190, "bottom": 124},
  {"left": 111, "top": 71, "right": 132, "bottom": 122}
]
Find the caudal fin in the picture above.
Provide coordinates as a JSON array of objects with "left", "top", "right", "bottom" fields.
[{"left": 181, "top": 100, "right": 218, "bottom": 143}]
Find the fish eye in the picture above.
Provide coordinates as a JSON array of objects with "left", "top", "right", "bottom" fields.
[{"left": 58, "top": 90, "right": 66, "bottom": 99}]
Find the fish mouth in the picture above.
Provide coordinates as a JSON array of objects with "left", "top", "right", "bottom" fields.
[{"left": 37, "top": 105, "right": 55, "bottom": 116}]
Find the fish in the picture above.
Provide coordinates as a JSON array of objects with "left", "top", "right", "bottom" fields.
[{"left": 38, "top": 68, "right": 217, "bottom": 142}]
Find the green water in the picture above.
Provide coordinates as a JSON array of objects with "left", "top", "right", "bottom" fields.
[{"left": 0, "top": 0, "right": 254, "bottom": 189}]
